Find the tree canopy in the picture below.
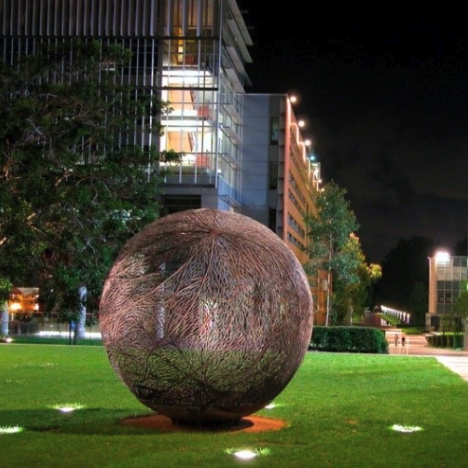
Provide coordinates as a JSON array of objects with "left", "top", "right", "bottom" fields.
[
  {"left": 304, "top": 181, "right": 364, "bottom": 325},
  {"left": 332, "top": 234, "right": 382, "bottom": 324},
  {"left": 451, "top": 289, "right": 468, "bottom": 333},
  {"left": 0, "top": 40, "right": 178, "bottom": 335}
]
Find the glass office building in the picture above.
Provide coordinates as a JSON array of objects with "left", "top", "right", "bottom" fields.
[
  {"left": 0, "top": 0, "right": 252, "bottom": 212},
  {"left": 1, "top": 0, "right": 327, "bottom": 324},
  {"left": 428, "top": 252, "right": 468, "bottom": 329},
  {"left": 158, "top": 0, "right": 251, "bottom": 212}
]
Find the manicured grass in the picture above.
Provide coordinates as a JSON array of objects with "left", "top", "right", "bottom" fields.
[
  {"left": 379, "top": 313, "right": 401, "bottom": 326},
  {"left": 1, "top": 345, "right": 468, "bottom": 467},
  {"left": 400, "top": 326, "right": 427, "bottom": 335}
]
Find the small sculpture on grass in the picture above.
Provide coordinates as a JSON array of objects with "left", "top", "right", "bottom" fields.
[{"left": 100, "top": 208, "right": 313, "bottom": 426}]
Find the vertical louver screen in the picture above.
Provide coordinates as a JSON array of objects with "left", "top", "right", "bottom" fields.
[{"left": 0, "top": 0, "right": 159, "bottom": 37}]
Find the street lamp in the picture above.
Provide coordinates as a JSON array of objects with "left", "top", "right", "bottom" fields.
[{"left": 435, "top": 250, "right": 450, "bottom": 263}]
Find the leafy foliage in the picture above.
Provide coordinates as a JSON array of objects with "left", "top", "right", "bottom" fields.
[
  {"left": 451, "top": 290, "right": 468, "bottom": 333},
  {"left": 305, "top": 182, "right": 359, "bottom": 276},
  {"left": 332, "top": 234, "right": 382, "bottom": 324},
  {"left": 0, "top": 277, "right": 12, "bottom": 303},
  {"left": 304, "top": 181, "right": 378, "bottom": 325},
  {"left": 0, "top": 40, "right": 179, "bottom": 331},
  {"left": 309, "top": 326, "right": 388, "bottom": 353}
]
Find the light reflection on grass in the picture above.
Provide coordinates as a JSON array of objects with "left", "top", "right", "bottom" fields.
[
  {"left": 225, "top": 447, "right": 271, "bottom": 460},
  {"left": 51, "top": 403, "right": 86, "bottom": 413},
  {"left": 0, "top": 426, "right": 24, "bottom": 435},
  {"left": 390, "top": 424, "right": 423, "bottom": 433}
]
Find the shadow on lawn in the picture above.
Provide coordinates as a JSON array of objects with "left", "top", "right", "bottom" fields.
[
  {"left": 0, "top": 408, "right": 162, "bottom": 436},
  {"left": 0, "top": 409, "right": 284, "bottom": 436}
]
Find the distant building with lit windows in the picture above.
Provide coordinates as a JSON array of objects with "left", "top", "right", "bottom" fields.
[
  {"left": 157, "top": 0, "right": 253, "bottom": 214},
  {"left": 428, "top": 251, "right": 468, "bottom": 330},
  {"left": 0, "top": 0, "right": 252, "bottom": 214}
]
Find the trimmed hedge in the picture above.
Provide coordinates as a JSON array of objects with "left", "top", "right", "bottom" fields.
[
  {"left": 310, "top": 326, "right": 389, "bottom": 354},
  {"left": 426, "top": 334, "right": 464, "bottom": 349}
]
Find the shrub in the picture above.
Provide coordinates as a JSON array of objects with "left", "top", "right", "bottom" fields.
[
  {"left": 310, "top": 326, "right": 388, "bottom": 354},
  {"left": 453, "top": 334, "right": 464, "bottom": 349},
  {"left": 426, "top": 333, "right": 465, "bottom": 349}
]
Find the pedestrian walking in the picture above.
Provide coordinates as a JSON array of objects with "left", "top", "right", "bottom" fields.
[
  {"left": 401, "top": 334, "right": 408, "bottom": 354},
  {"left": 393, "top": 333, "right": 399, "bottom": 354}
]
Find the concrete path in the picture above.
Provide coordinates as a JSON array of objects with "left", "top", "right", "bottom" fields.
[
  {"left": 434, "top": 356, "right": 468, "bottom": 382},
  {"left": 386, "top": 329, "right": 468, "bottom": 382}
]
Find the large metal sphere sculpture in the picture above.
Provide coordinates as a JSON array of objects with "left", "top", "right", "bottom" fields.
[{"left": 99, "top": 208, "right": 313, "bottom": 424}]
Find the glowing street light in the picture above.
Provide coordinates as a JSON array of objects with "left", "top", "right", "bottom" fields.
[{"left": 435, "top": 251, "right": 450, "bottom": 263}]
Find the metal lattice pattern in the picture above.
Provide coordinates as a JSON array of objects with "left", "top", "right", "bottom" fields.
[{"left": 100, "top": 208, "right": 314, "bottom": 423}]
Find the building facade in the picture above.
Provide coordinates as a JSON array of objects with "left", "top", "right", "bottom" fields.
[
  {"left": 242, "top": 94, "right": 326, "bottom": 323},
  {"left": 1, "top": 0, "right": 324, "bottom": 324},
  {"left": 427, "top": 251, "right": 468, "bottom": 330},
  {"left": 0, "top": 0, "right": 251, "bottom": 214},
  {"left": 157, "top": 0, "right": 252, "bottom": 214}
]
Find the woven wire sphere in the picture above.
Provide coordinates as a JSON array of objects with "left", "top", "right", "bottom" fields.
[{"left": 99, "top": 208, "right": 314, "bottom": 424}]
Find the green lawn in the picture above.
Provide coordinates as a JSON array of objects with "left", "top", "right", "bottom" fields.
[{"left": 1, "top": 344, "right": 468, "bottom": 467}]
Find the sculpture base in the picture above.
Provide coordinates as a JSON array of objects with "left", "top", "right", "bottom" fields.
[
  {"left": 142, "top": 401, "right": 267, "bottom": 425},
  {"left": 121, "top": 414, "right": 286, "bottom": 433},
  {"left": 170, "top": 417, "right": 242, "bottom": 429}
]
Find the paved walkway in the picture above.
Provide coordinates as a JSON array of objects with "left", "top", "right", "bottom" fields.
[{"left": 386, "top": 329, "right": 468, "bottom": 382}]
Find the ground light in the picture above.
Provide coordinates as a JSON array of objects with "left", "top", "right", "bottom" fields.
[
  {"left": 234, "top": 450, "right": 256, "bottom": 461},
  {"left": 264, "top": 402, "right": 282, "bottom": 410},
  {"left": 390, "top": 424, "right": 423, "bottom": 433},
  {"left": 51, "top": 403, "right": 85, "bottom": 413},
  {"left": 0, "top": 426, "right": 24, "bottom": 435},
  {"left": 225, "top": 448, "right": 270, "bottom": 460}
]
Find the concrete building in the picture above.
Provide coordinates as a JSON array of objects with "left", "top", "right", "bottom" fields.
[
  {"left": 0, "top": 0, "right": 325, "bottom": 324},
  {"left": 156, "top": 0, "right": 252, "bottom": 214},
  {"left": 242, "top": 94, "right": 326, "bottom": 323},
  {"left": 0, "top": 0, "right": 251, "bottom": 214},
  {"left": 428, "top": 251, "right": 468, "bottom": 330}
]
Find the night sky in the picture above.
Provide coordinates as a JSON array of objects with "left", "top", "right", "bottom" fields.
[{"left": 239, "top": 4, "right": 468, "bottom": 263}]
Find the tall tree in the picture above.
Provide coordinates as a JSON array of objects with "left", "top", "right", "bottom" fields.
[
  {"left": 0, "top": 40, "right": 178, "bottom": 342},
  {"left": 304, "top": 181, "right": 360, "bottom": 326},
  {"left": 333, "top": 234, "right": 382, "bottom": 324}
]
